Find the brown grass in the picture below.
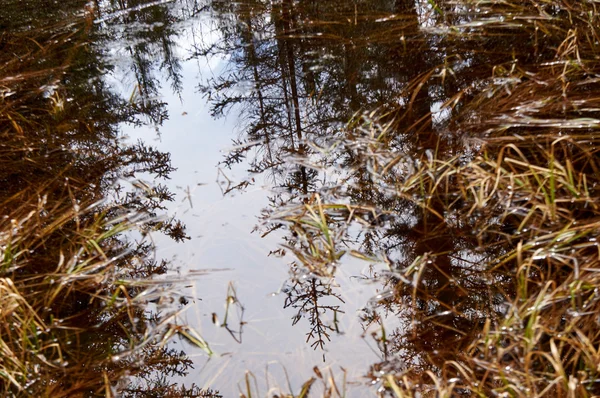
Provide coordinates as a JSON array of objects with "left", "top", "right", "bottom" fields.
[
  {"left": 269, "top": 0, "right": 600, "bottom": 396},
  {"left": 0, "top": 6, "right": 217, "bottom": 398}
]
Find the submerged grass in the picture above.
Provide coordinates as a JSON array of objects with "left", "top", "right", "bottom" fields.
[
  {"left": 0, "top": 6, "right": 217, "bottom": 397},
  {"left": 0, "top": 201, "right": 189, "bottom": 396},
  {"left": 268, "top": 0, "right": 600, "bottom": 396}
]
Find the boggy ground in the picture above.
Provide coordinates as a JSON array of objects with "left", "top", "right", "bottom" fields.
[
  {"left": 258, "top": 0, "right": 600, "bottom": 396},
  {"left": 0, "top": 3, "right": 217, "bottom": 397},
  {"left": 3, "top": 0, "right": 600, "bottom": 396}
]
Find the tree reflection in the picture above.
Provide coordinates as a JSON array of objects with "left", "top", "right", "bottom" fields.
[
  {"left": 197, "top": 0, "right": 536, "bottom": 383},
  {"left": 198, "top": 0, "right": 451, "bottom": 354},
  {"left": 283, "top": 275, "right": 345, "bottom": 352},
  {"left": 1, "top": 1, "right": 217, "bottom": 396}
]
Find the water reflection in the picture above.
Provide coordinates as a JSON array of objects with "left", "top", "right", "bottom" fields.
[
  {"left": 196, "top": 0, "right": 594, "bottom": 394},
  {"left": 198, "top": 0, "right": 485, "bottom": 358},
  {"left": 0, "top": 1, "right": 218, "bottom": 396},
  {"left": 283, "top": 276, "right": 345, "bottom": 352},
  {"left": 6, "top": 0, "right": 600, "bottom": 395}
]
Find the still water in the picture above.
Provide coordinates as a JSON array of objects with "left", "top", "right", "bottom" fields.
[
  {"left": 104, "top": 1, "right": 508, "bottom": 393},
  {"left": 119, "top": 30, "right": 383, "bottom": 394},
  {"left": 4, "top": 0, "right": 599, "bottom": 396},
  {"left": 113, "top": 6, "right": 391, "bottom": 394}
]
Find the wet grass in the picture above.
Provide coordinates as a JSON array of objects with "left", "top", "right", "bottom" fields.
[
  {"left": 5, "top": 0, "right": 600, "bottom": 395},
  {"left": 0, "top": 7, "right": 217, "bottom": 398},
  {"left": 268, "top": 0, "right": 600, "bottom": 396}
]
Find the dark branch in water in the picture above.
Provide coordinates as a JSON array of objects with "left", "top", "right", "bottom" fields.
[{"left": 284, "top": 276, "right": 345, "bottom": 352}]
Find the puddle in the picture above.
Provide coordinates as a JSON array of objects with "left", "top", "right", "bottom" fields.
[{"left": 3, "top": 0, "right": 600, "bottom": 396}]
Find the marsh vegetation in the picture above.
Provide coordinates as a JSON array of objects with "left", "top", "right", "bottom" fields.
[
  {"left": 0, "top": 1, "right": 215, "bottom": 396},
  {"left": 2, "top": 0, "right": 600, "bottom": 396}
]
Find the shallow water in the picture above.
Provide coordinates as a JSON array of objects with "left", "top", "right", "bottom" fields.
[
  {"left": 0, "top": 0, "right": 507, "bottom": 395},
  {"left": 119, "top": 51, "right": 384, "bottom": 394},
  {"left": 4, "top": 0, "right": 600, "bottom": 396},
  {"left": 116, "top": 14, "right": 391, "bottom": 394},
  {"left": 102, "top": 1, "right": 440, "bottom": 394}
]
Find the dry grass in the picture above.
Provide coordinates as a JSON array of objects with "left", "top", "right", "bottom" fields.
[
  {"left": 0, "top": 6, "right": 216, "bottom": 398},
  {"left": 268, "top": 0, "right": 600, "bottom": 396}
]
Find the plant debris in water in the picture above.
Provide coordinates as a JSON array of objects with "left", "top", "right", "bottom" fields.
[
  {"left": 0, "top": 2, "right": 217, "bottom": 397},
  {"left": 5, "top": 0, "right": 600, "bottom": 396},
  {"left": 199, "top": 0, "right": 600, "bottom": 396}
]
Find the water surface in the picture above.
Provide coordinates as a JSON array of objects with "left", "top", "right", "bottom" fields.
[{"left": 4, "top": 0, "right": 600, "bottom": 396}]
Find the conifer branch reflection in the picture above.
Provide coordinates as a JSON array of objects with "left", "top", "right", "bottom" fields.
[{"left": 283, "top": 275, "right": 345, "bottom": 352}]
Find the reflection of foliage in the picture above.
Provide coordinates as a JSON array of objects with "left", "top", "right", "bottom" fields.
[
  {"left": 283, "top": 276, "right": 345, "bottom": 351},
  {"left": 0, "top": 198, "right": 214, "bottom": 396},
  {"left": 201, "top": 0, "right": 600, "bottom": 395},
  {"left": 121, "top": 348, "right": 221, "bottom": 397},
  {"left": 0, "top": 1, "right": 216, "bottom": 396},
  {"left": 199, "top": 0, "right": 450, "bottom": 359},
  {"left": 124, "top": 381, "right": 219, "bottom": 398}
]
